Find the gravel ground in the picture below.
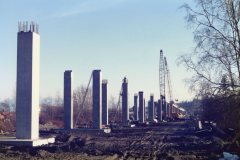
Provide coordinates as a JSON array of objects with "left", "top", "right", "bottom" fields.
[{"left": 0, "top": 120, "right": 238, "bottom": 160}]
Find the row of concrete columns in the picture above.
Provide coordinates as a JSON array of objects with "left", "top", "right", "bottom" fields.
[
  {"left": 133, "top": 93, "right": 175, "bottom": 123},
  {"left": 64, "top": 73, "right": 132, "bottom": 129},
  {"left": 12, "top": 22, "right": 179, "bottom": 148},
  {"left": 63, "top": 70, "right": 177, "bottom": 129},
  {"left": 64, "top": 70, "right": 109, "bottom": 130}
]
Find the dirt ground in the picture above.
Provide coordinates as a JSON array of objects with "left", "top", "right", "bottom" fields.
[{"left": 0, "top": 120, "right": 238, "bottom": 160}]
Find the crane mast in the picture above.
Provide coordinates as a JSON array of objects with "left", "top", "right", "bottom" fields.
[{"left": 159, "top": 50, "right": 165, "bottom": 98}]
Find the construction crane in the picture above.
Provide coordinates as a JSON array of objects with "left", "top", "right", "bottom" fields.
[
  {"left": 159, "top": 50, "right": 167, "bottom": 119},
  {"left": 164, "top": 57, "right": 173, "bottom": 102},
  {"left": 159, "top": 50, "right": 175, "bottom": 119},
  {"left": 160, "top": 52, "right": 186, "bottom": 119},
  {"left": 113, "top": 86, "right": 122, "bottom": 122},
  {"left": 159, "top": 50, "right": 165, "bottom": 98},
  {"left": 74, "top": 73, "right": 93, "bottom": 128},
  {"left": 159, "top": 50, "right": 173, "bottom": 102}
]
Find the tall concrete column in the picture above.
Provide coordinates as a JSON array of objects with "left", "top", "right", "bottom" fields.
[
  {"left": 16, "top": 24, "right": 40, "bottom": 139},
  {"left": 102, "top": 80, "right": 108, "bottom": 126},
  {"left": 157, "top": 99, "right": 162, "bottom": 122},
  {"left": 122, "top": 77, "right": 128, "bottom": 125},
  {"left": 147, "top": 101, "right": 150, "bottom": 120},
  {"left": 144, "top": 99, "right": 146, "bottom": 121},
  {"left": 0, "top": 22, "right": 55, "bottom": 146},
  {"left": 139, "top": 91, "right": 144, "bottom": 123},
  {"left": 92, "top": 70, "right": 102, "bottom": 129},
  {"left": 166, "top": 103, "right": 170, "bottom": 118},
  {"left": 154, "top": 101, "right": 158, "bottom": 118},
  {"left": 169, "top": 101, "right": 173, "bottom": 118},
  {"left": 162, "top": 96, "right": 167, "bottom": 120},
  {"left": 133, "top": 94, "right": 138, "bottom": 121},
  {"left": 64, "top": 70, "right": 73, "bottom": 130},
  {"left": 148, "top": 94, "right": 154, "bottom": 122}
]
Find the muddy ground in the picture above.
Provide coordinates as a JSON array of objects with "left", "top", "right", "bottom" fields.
[{"left": 0, "top": 120, "right": 239, "bottom": 160}]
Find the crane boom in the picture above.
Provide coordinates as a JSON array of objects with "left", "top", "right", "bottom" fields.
[{"left": 164, "top": 57, "right": 173, "bottom": 102}]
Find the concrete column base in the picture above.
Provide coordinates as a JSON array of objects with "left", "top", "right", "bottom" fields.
[
  {"left": 53, "top": 128, "right": 111, "bottom": 134},
  {"left": 0, "top": 137, "right": 55, "bottom": 147}
]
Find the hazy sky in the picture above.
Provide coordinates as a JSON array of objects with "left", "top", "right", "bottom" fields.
[{"left": 0, "top": 0, "right": 195, "bottom": 105}]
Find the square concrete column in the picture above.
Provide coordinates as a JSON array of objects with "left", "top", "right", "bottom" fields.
[
  {"left": 133, "top": 94, "right": 138, "bottom": 121},
  {"left": 157, "top": 99, "right": 162, "bottom": 122},
  {"left": 154, "top": 101, "right": 158, "bottom": 118},
  {"left": 166, "top": 103, "right": 170, "bottom": 118},
  {"left": 165, "top": 101, "right": 168, "bottom": 120},
  {"left": 102, "top": 79, "right": 108, "bottom": 126},
  {"left": 144, "top": 98, "right": 146, "bottom": 121},
  {"left": 122, "top": 77, "right": 129, "bottom": 126},
  {"left": 0, "top": 22, "right": 55, "bottom": 147},
  {"left": 169, "top": 101, "right": 174, "bottom": 118},
  {"left": 64, "top": 70, "right": 73, "bottom": 130},
  {"left": 92, "top": 70, "right": 102, "bottom": 129},
  {"left": 16, "top": 26, "right": 40, "bottom": 140},
  {"left": 148, "top": 94, "right": 154, "bottom": 122},
  {"left": 162, "top": 96, "right": 167, "bottom": 120},
  {"left": 167, "top": 103, "right": 170, "bottom": 118},
  {"left": 147, "top": 101, "right": 150, "bottom": 120},
  {"left": 138, "top": 91, "right": 144, "bottom": 123}
]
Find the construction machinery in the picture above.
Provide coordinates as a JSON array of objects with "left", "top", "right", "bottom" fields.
[{"left": 159, "top": 50, "right": 184, "bottom": 120}]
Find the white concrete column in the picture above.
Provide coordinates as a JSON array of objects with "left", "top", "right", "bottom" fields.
[
  {"left": 16, "top": 30, "right": 40, "bottom": 140},
  {"left": 92, "top": 70, "right": 102, "bottom": 129},
  {"left": 102, "top": 79, "right": 108, "bottom": 126},
  {"left": 122, "top": 77, "right": 128, "bottom": 126},
  {"left": 157, "top": 99, "right": 162, "bottom": 122},
  {"left": 133, "top": 94, "right": 138, "bottom": 121},
  {"left": 139, "top": 91, "right": 144, "bottom": 123},
  {"left": 148, "top": 94, "right": 154, "bottom": 122},
  {"left": 64, "top": 70, "right": 73, "bottom": 130}
]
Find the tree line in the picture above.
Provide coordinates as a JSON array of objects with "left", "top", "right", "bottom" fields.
[
  {"left": 0, "top": 85, "right": 121, "bottom": 132},
  {"left": 180, "top": 0, "right": 240, "bottom": 134}
]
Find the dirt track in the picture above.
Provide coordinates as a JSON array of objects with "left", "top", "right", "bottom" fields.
[{"left": 0, "top": 121, "right": 233, "bottom": 159}]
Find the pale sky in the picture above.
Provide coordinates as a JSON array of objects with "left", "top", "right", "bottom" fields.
[{"left": 0, "top": 0, "right": 195, "bottom": 105}]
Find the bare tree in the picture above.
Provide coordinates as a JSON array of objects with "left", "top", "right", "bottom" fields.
[
  {"left": 108, "top": 95, "right": 121, "bottom": 123},
  {"left": 73, "top": 85, "right": 92, "bottom": 127},
  {"left": 54, "top": 90, "right": 63, "bottom": 107},
  {"left": 0, "top": 99, "right": 14, "bottom": 112},
  {"left": 180, "top": 0, "right": 240, "bottom": 96},
  {"left": 39, "top": 94, "right": 63, "bottom": 127}
]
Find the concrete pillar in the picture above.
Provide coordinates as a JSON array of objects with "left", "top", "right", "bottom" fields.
[
  {"left": 64, "top": 70, "right": 73, "bottom": 130},
  {"left": 122, "top": 77, "right": 128, "bottom": 125},
  {"left": 168, "top": 104, "right": 171, "bottom": 118},
  {"left": 92, "top": 70, "right": 102, "bottom": 129},
  {"left": 154, "top": 101, "right": 158, "bottom": 119},
  {"left": 157, "top": 99, "right": 162, "bottom": 122},
  {"left": 148, "top": 94, "right": 154, "bottom": 122},
  {"left": 172, "top": 105, "right": 175, "bottom": 114},
  {"left": 166, "top": 103, "right": 168, "bottom": 119},
  {"left": 162, "top": 96, "right": 167, "bottom": 120},
  {"left": 147, "top": 101, "right": 150, "bottom": 120},
  {"left": 144, "top": 98, "right": 146, "bottom": 121},
  {"left": 102, "top": 79, "right": 108, "bottom": 126},
  {"left": 169, "top": 101, "right": 173, "bottom": 118},
  {"left": 133, "top": 94, "right": 138, "bottom": 121},
  {"left": 139, "top": 91, "right": 144, "bottom": 123},
  {"left": 165, "top": 103, "right": 168, "bottom": 118},
  {"left": 16, "top": 28, "right": 40, "bottom": 139}
]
